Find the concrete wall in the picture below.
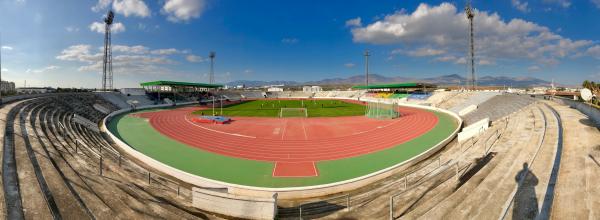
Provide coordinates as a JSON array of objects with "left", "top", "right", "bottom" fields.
[
  {"left": 552, "top": 97, "right": 600, "bottom": 127},
  {"left": 101, "top": 99, "right": 462, "bottom": 201},
  {"left": 458, "top": 104, "right": 477, "bottom": 116},
  {"left": 192, "top": 187, "right": 277, "bottom": 220},
  {"left": 457, "top": 117, "right": 490, "bottom": 142}
]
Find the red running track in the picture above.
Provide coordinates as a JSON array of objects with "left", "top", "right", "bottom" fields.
[{"left": 136, "top": 105, "right": 438, "bottom": 177}]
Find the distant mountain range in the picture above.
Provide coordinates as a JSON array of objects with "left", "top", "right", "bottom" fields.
[{"left": 227, "top": 74, "right": 553, "bottom": 88}]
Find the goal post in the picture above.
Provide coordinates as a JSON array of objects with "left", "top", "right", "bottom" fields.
[
  {"left": 365, "top": 101, "right": 399, "bottom": 119},
  {"left": 279, "top": 108, "right": 308, "bottom": 118}
]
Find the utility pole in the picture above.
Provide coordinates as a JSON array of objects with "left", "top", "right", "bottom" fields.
[
  {"left": 364, "top": 50, "right": 370, "bottom": 88},
  {"left": 465, "top": 0, "right": 476, "bottom": 91},
  {"left": 209, "top": 51, "right": 216, "bottom": 84}
]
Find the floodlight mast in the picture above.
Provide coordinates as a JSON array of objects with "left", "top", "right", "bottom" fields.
[
  {"left": 102, "top": 10, "right": 114, "bottom": 91},
  {"left": 465, "top": 0, "right": 476, "bottom": 91},
  {"left": 364, "top": 50, "right": 370, "bottom": 88},
  {"left": 209, "top": 51, "right": 216, "bottom": 84}
]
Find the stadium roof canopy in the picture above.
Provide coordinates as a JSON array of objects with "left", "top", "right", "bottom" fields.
[
  {"left": 352, "top": 82, "right": 436, "bottom": 90},
  {"left": 140, "top": 80, "right": 223, "bottom": 88}
]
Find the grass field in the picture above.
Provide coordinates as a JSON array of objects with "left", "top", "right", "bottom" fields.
[
  {"left": 193, "top": 99, "right": 366, "bottom": 117},
  {"left": 108, "top": 106, "right": 459, "bottom": 188}
]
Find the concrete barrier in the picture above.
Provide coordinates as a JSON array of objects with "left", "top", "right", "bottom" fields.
[
  {"left": 552, "top": 97, "right": 600, "bottom": 127},
  {"left": 458, "top": 104, "right": 477, "bottom": 116},
  {"left": 457, "top": 117, "right": 489, "bottom": 142},
  {"left": 192, "top": 188, "right": 277, "bottom": 220}
]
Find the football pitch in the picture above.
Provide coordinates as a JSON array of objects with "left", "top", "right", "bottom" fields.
[{"left": 193, "top": 99, "right": 366, "bottom": 117}]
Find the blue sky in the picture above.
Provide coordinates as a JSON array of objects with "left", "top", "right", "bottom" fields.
[{"left": 1, "top": 0, "right": 600, "bottom": 88}]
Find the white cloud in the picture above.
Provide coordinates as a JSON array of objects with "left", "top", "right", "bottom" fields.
[
  {"left": 512, "top": 0, "right": 530, "bottom": 12},
  {"left": 588, "top": 45, "right": 600, "bottom": 59},
  {"left": 1, "top": 46, "right": 13, "bottom": 50},
  {"left": 281, "top": 38, "right": 299, "bottom": 44},
  {"left": 478, "top": 59, "right": 494, "bottom": 65},
  {"left": 57, "top": 44, "right": 185, "bottom": 76},
  {"left": 65, "top": 26, "right": 80, "bottom": 32},
  {"left": 163, "top": 0, "right": 206, "bottom": 22},
  {"left": 112, "top": 0, "right": 151, "bottom": 18},
  {"left": 349, "top": 2, "right": 593, "bottom": 65},
  {"left": 1, "top": 68, "right": 8, "bottom": 72},
  {"left": 528, "top": 65, "right": 541, "bottom": 71},
  {"left": 113, "top": 45, "right": 149, "bottom": 54},
  {"left": 26, "top": 65, "right": 59, "bottom": 74},
  {"left": 151, "top": 48, "right": 180, "bottom": 55},
  {"left": 543, "top": 0, "right": 571, "bottom": 8},
  {"left": 89, "top": 22, "right": 126, "bottom": 34},
  {"left": 92, "top": 0, "right": 112, "bottom": 12},
  {"left": 345, "top": 17, "right": 362, "bottom": 27},
  {"left": 435, "top": 55, "right": 457, "bottom": 62},
  {"left": 344, "top": 63, "right": 356, "bottom": 68},
  {"left": 593, "top": 0, "right": 600, "bottom": 8},
  {"left": 406, "top": 47, "right": 446, "bottom": 57},
  {"left": 185, "top": 54, "right": 204, "bottom": 63}
]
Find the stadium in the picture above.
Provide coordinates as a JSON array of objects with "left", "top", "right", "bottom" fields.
[{"left": 2, "top": 1, "right": 600, "bottom": 220}]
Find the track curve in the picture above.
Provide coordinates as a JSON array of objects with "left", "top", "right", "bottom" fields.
[{"left": 138, "top": 106, "right": 439, "bottom": 163}]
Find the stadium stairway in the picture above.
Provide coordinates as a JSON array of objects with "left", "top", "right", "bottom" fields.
[
  {"left": 449, "top": 92, "right": 500, "bottom": 114},
  {"left": 462, "top": 94, "right": 536, "bottom": 126},
  {"left": 545, "top": 101, "right": 600, "bottom": 219},
  {"left": 316, "top": 102, "right": 564, "bottom": 220},
  {"left": 0, "top": 94, "right": 215, "bottom": 219}
]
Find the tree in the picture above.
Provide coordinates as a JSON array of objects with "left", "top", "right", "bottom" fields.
[{"left": 583, "top": 80, "right": 590, "bottom": 89}]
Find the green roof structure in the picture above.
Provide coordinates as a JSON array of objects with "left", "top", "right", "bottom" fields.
[
  {"left": 140, "top": 80, "right": 223, "bottom": 88},
  {"left": 352, "top": 82, "right": 436, "bottom": 90}
]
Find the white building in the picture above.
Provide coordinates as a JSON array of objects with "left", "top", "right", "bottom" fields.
[
  {"left": 303, "top": 86, "right": 322, "bottom": 93},
  {"left": 267, "top": 87, "right": 284, "bottom": 92},
  {"left": 0, "top": 81, "right": 16, "bottom": 93}
]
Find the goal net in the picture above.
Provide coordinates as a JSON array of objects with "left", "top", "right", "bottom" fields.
[
  {"left": 279, "top": 108, "right": 308, "bottom": 118},
  {"left": 365, "top": 101, "right": 399, "bottom": 119}
]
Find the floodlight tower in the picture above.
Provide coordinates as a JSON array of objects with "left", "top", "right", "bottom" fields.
[
  {"left": 364, "top": 50, "right": 370, "bottom": 87},
  {"left": 102, "top": 10, "right": 114, "bottom": 91},
  {"left": 209, "top": 51, "right": 216, "bottom": 84},
  {"left": 465, "top": 0, "right": 476, "bottom": 90}
]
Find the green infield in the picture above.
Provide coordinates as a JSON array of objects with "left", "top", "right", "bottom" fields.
[
  {"left": 108, "top": 106, "right": 459, "bottom": 188},
  {"left": 193, "top": 99, "right": 366, "bottom": 117}
]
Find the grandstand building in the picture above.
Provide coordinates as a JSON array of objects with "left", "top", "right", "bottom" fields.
[{"left": 302, "top": 85, "right": 322, "bottom": 93}]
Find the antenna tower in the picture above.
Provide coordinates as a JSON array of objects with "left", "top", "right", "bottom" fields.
[
  {"left": 102, "top": 10, "right": 114, "bottom": 91},
  {"left": 209, "top": 51, "right": 216, "bottom": 84},
  {"left": 465, "top": 0, "right": 476, "bottom": 90},
  {"left": 364, "top": 50, "right": 370, "bottom": 87}
]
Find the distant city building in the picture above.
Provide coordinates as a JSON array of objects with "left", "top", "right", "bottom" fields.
[
  {"left": 0, "top": 81, "right": 16, "bottom": 93},
  {"left": 120, "top": 88, "right": 146, "bottom": 96},
  {"left": 267, "top": 87, "right": 284, "bottom": 92},
  {"left": 17, "top": 87, "right": 55, "bottom": 94},
  {"left": 236, "top": 84, "right": 245, "bottom": 89},
  {"left": 303, "top": 86, "right": 322, "bottom": 93}
]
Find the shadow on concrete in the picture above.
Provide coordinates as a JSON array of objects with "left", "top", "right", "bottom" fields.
[
  {"left": 590, "top": 154, "right": 600, "bottom": 168},
  {"left": 277, "top": 200, "right": 347, "bottom": 219},
  {"left": 578, "top": 119, "right": 600, "bottom": 131},
  {"left": 513, "top": 163, "right": 539, "bottom": 220},
  {"left": 455, "top": 152, "right": 496, "bottom": 190}
]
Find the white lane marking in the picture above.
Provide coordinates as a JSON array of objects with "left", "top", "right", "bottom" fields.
[
  {"left": 184, "top": 114, "right": 256, "bottom": 138},
  {"left": 352, "top": 119, "right": 402, "bottom": 135},
  {"left": 301, "top": 119, "right": 308, "bottom": 140},
  {"left": 280, "top": 119, "right": 287, "bottom": 140}
]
